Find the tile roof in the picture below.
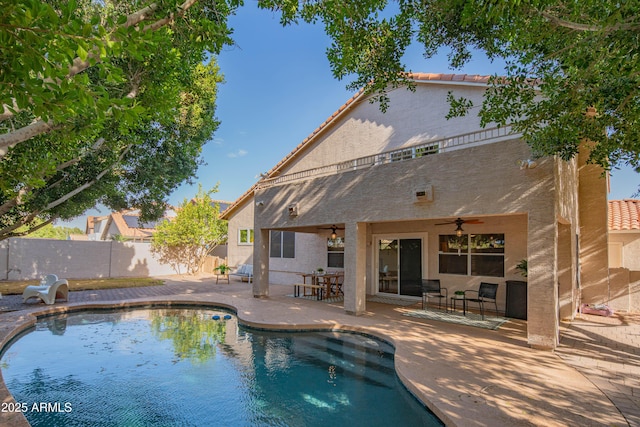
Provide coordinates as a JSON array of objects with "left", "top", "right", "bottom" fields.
[
  {"left": 609, "top": 199, "right": 640, "bottom": 231},
  {"left": 221, "top": 73, "right": 494, "bottom": 219}
]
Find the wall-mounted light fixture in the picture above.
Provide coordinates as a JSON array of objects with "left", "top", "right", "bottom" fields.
[
  {"left": 255, "top": 200, "right": 264, "bottom": 207},
  {"left": 455, "top": 223, "right": 464, "bottom": 237},
  {"left": 288, "top": 203, "right": 298, "bottom": 217},
  {"left": 330, "top": 226, "right": 337, "bottom": 240}
]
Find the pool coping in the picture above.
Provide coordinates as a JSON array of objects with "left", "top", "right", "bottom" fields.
[{"left": 0, "top": 282, "right": 629, "bottom": 427}]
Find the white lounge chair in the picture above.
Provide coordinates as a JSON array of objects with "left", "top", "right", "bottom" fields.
[{"left": 23, "top": 275, "right": 69, "bottom": 305}]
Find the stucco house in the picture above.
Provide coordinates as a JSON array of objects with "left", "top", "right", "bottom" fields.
[
  {"left": 85, "top": 209, "right": 172, "bottom": 242},
  {"left": 608, "top": 199, "right": 640, "bottom": 311},
  {"left": 221, "top": 73, "right": 613, "bottom": 350},
  {"left": 87, "top": 201, "right": 230, "bottom": 243}
]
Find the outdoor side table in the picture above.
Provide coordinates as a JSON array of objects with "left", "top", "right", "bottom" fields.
[
  {"left": 450, "top": 294, "right": 466, "bottom": 315},
  {"left": 215, "top": 274, "right": 230, "bottom": 284}
]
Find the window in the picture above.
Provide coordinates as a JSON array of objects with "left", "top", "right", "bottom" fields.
[
  {"left": 438, "top": 234, "right": 505, "bottom": 277},
  {"left": 270, "top": 231, "right": 295, "bottom": 258},
  {"left": 328, "top": 237, "right": 345, "bottom": 268},
  {"left": 238, "top": 228, "right": 254, "bottom": 245}
]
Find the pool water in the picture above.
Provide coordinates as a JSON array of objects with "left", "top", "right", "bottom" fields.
[{"left": 1, "top": 308, "right": 442, "bottom": 426}]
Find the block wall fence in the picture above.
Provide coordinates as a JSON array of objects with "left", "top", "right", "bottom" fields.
[{"left": 0, "top": 238, "right": 226, "bottom": 281}]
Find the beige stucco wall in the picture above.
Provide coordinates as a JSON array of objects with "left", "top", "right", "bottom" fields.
[
  {"left": 555, "top": 157, "right": 580, "bottom": 321},
  {"left": 578, "top": 144, "right": 610, "bottom": 305},
  {"left": 282, "top": 83, "right": 493, "bottom": 175},
  {"left": 227, "top": 200, "right": 334, "bottom": 284},
  {"left": 0, "top": 238, "right": 181, "bottom": 280},
  {"left": 227, "top": 200, "right": 256, "bottom": 268},
  {"left": 609, "top": 231, "right": 640, "bottom": 270},
  {"left": 252, "top": 137, "right": 558, "bottom": 347},
  {"left": 226, "top": 81, "right": 591, "bottom": 348},
  {"left": 608, "top": 268, "right": 640, "bottom": 312}
]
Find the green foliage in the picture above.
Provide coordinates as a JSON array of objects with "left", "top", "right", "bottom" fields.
[
  {"left": 20, "top": 222, "right": 83, "bottom": 239},
  {"left": 0, "top": 0, "right": 239, "bottom": 240},
  {"left": 151, "top": 185, "right": 228, "bottom": 275},
  {"left": 260, "top": 0, "right": 640, "bottom": 185},
  {"left": 214, "top": 264, "right": 230, "bottom": 274},
  {"left": 516, "top": 259, "right": 528, "bottom": 278}
]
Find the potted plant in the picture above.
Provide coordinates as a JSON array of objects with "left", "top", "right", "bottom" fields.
[
  {"left": 316, "top": 268, "right": 324, "bottom": 274},
  {"left": 515, "top": 259, "right": 527, "bottom": 278},
  {"left": 215, "top": 264, "right": 230, "bottom": 275}
]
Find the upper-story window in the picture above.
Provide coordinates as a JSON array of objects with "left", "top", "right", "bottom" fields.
[
  {"left": 238, "top": 228, "right": 254, "bottom": 245},
  {"left": 439, "top": 234, "right": 505, "bottom": 277},
  {"left": 270, "top": 231, "right": 295, "bottom": 258}
]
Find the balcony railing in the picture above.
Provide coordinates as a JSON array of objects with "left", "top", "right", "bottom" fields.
[{"left": 257, "top": 125, "right": 518, "bottom": 189}]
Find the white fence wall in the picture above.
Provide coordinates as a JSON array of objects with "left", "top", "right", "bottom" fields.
[{"left": 0, "top": 238, "right": 226, "bottom": 280}]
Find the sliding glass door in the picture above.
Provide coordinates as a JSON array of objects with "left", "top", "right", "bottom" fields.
[{"left": 377, "top": 236, "right": 424, "bottom": 297}]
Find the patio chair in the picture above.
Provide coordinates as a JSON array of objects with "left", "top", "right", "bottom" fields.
[
  {"left": 332, "top": 273, "right": 344, "bottom": 296},
  {"left": 23, "top": 275, "right": 69, "bottom": 305},
  {"left": 421, "top": 279, "right": 448, "bottom": 311},
  {"left": 464, "top": 282, "right": 499, "bottom": 319}
]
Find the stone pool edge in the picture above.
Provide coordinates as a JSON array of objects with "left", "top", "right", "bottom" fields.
[{"left": 0, "top": 299, "right": 449, "bottom": 427}]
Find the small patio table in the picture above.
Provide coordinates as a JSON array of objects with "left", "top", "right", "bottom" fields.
[{"left": 450, "top": 293, "right": 466, "bottom": 315}]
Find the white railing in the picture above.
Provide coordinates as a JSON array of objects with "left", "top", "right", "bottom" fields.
[{"left": 257, "top": 125, "right": 517, "bottom": 189}]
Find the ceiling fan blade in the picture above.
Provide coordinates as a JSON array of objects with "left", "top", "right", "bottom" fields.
[
  {"left": 435, "top": 218, "right": 483, "bottom": 225},
  {"left": 464, "top": 219, "right": 484, "bottom": 224}
]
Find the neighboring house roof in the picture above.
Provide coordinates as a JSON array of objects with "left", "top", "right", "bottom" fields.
[
  {"left": 609, "top": 199, "right": 640, "bottom": 231},
  {"left": 87, "top": 210, "right": 165, "bottom": 241},
  {"left": 86, "top": 201, "right": 231, "bottom": 241},
  {"left": 220, "top": 73, "right": 494, "bottom": 219}
]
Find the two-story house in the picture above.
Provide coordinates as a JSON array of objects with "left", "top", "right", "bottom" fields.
[{"left": 221, "top": 73, "right": 610, "bottom": 350}]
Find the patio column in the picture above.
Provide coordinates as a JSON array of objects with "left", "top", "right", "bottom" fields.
[
  {"left": 253, "top": 228, "right": 270, "bottom": 298},
  {"left": 344, "top": 222, "right": 367, "bottom": 315},
  {"left": 527, "top": 211, "right": 559, "bottom": 350}
]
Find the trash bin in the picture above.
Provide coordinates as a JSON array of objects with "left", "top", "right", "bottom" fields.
[{"left": 505, "top": 280, "right": 527, "bottom": 320}]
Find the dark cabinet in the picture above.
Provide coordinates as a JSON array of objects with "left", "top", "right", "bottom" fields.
[{"left": 505, "top": 280, "right": 527, "bottom": 320}]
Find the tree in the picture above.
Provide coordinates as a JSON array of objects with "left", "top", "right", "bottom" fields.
[
  {"left": 151, "top": 185, "right": 227, "bottom": 275},
  {"left": 0, "top": 0, "right": 238, "bottom": 240},
  {"left": 7, "top": 0, "right": 638, "bottom": 240},
  {"left": 260, "top": 0, "right": 640, "bottom": 178},
  {"left": 17, "top": 220, "right": 83, "bottom": 239}
]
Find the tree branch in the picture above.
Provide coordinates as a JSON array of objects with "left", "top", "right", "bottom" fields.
[
  {"left": 0, "top": 1, "right": 186, "bottom": 128},
  {"left": 0, "top": 143, "right": 130, "bottom": 240},
  {"left": 6, "top": 217, "right": 56, "bottom": 239},
  {"left": 540, "top": 11, "right": 602, "bottom": 32},
  {"left": 0, "top": 119, "right": 60, "bottom": 160}
]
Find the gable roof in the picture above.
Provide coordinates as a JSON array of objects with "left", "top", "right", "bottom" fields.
[
  {"left": 609, "top": 199, "right": 640, "bottom": 231},
  {"left": 221, "top": 73, "right": 493, "bottom": 219}
]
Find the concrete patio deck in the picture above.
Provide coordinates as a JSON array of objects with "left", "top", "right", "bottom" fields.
[{"left": 0, "top": 274, "right": 637, "bottom": 426}]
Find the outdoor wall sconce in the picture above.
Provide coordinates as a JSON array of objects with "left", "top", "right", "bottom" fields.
[
  {"left": 288, "top": 203, "right": 298, "bottom": 217},
  {"left": 255, "top": 200, "right": 265, "bottom": 207}
]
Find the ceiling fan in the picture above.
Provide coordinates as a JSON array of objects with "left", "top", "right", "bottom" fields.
[
  {"left": 318, "top": 224, "right": 344, "bottom": 239},
  {"left": 435, "top": 218, "right": 483, "bottom": 236}
]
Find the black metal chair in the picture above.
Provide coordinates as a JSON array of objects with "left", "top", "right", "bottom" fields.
[
  {"left": 421, "top": 279, "right": 448, "bottom": 311},
  {"left": 464, "top": 282, "right": 499, "bottom": 319}
]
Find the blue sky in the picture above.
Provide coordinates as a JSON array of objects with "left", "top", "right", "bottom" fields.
[{"left": 60, "top": 4, "right": 637, "bottom": 229}]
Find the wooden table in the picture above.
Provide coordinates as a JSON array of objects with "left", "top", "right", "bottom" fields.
[{"left": 299, "top": 272, "right": 342, "bottom": 298}]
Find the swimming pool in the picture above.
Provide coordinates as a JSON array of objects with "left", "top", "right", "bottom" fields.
[{"left": 1, "top": 307, "right": 442, "bottom": 426}]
